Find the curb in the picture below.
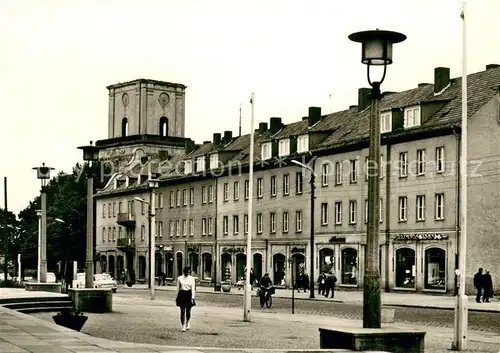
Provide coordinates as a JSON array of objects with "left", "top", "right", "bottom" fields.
[{"left": 384, "top": 303, "right": 499, "bottom": 313}]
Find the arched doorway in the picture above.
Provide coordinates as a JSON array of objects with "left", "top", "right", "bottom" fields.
[
  {"left": 395, "top": 248, "right": 416, "bottom": 288},
  {"left": 176, "top": 252, "right": 183, "bottom": 278},
  {"left": 341, "top": 248, "right": 358, "bottom": 285},
  {"left": 108, "top": 255, "right": 115, "bottom": 277},
  {"left": 424, "top": 248, "right": 446, "bottom": 290},
  {"left": 121, "top": 117, "right": 128, "bottom": 137},
  {"left": 138, "top": 256, "right": 146, "bottom": 279},
  {"left": 156, "top": 253, "right": 163, "bottom": 276},
  {"left": 221, "top": 253, "right": 232, "bottom": 281},
  {"left": 189, "top": 252, "right": 199, "bottom": 277},
  {"left": 273, "top": 253, "right": 286, "bottom": 286},
  {"left": 165, "top": 252, "right": 174, "bottom": 278},
  {"left": 319, "top": 248, "right": 334, "bottom": 274},
  {"left": 159, "top": 116, "right": 168, "bottom": 136},
  {"left": 202, "top": 253, "right": 212, "bottom": 281},
  {"left": 235, "top": 253, "right": 246, "bottom": 281},
  {"left": 291, "top": 252, "right": 305, "bottom": 279},
  {"left": 253, "top": 253, "right": 262, "bottom": 282}
]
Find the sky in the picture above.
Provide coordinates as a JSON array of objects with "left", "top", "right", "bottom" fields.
[{"left": 0, "top": 0, "right": 498, "bottom": 216}]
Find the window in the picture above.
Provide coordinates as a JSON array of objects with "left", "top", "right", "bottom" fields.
[
  {"left": 189, "top": 188, "right": 194, "bottom": 205},
  {"left": 182, "top": 220, "right": 187, "bottom": 236},
  {"left": 335, "top": 162, "right": 343, "bottom": 185},
  {"left": 283, "top": 212, "right": 289, "bottom": 232},
  {"left": 233, "top": 181, "right": 240, "bottom": 200},
  {"left": 223, "top": 183, "right": 229, "bottom": 201},
  {"left": 380, "top": 111, "right": 392, "bottom": 133},
  {"left": 176, "top": 190, "right": 180, "bottom": 206},
  {"left": 208, "top": 185, "right": 214, "bottom": 203},
  {"left": 349, "top": 200, "right": 357, "bottom": 224},
  {"left": 296, "top": 211, "right": 302, "bottom": 232},
  {"left": 102, "top": 227, "right": 106, "bottom": 242},
  {"left": 169, "top": 221, "right": 173, "bottom": 237},
  {"left": 335, "top": 202, "right": 342, "bottom": 224},
  {"left": 257, "top": 178, "right": 263, "bottom": 198},
  {"left": 435, "top": 193, "right": 445, "bottom": 220},
  {"left": 118, "top": 227, "right": 122, "bottom": 239},
  {"left": 283, "top": 174, "right": 290, "bottom": 195},
  {"left": 108, "top": 227, "right": 112, "bottom": 241},
  {"left": 364, "top": 199, "right": 368, "bottom": 224},
  {"left": 417, "top": 149, "right": 426, "bottom": 175},
  {"left": 321, "top": 203, "right": 328, "bottom": 225},
  {"left": 201, "top": 218, "right": 207, "bottom": 235},
  {"left": 296, "top": 172, "right": 303, "bottom": 194},
  {"left": 261, "top": 142, "right": 271, "bottom": 160},
  {"left": 140, "top": 225, "right": 145, "bottom": 241},
  {"left": 297, "top": 134, "right": 309, "bottom": 153},
  {"left": 364, "top": 156, "right": 369, "bottom": 181},
  {"left": 257, "top": 213, "right": 263, "bottom": 233},
  {"left": 244, "top": 180, "right": 249, "bottom": 199},
  {"left": 130, "top": 200, "right": 135, "bottom": 214},
  {"left": 416, "top": 195, "right": 426, "bottom": 221},
  {"left": 108, "top": 203, "right": 111, "bottom": 217},
  {"left": 270, "top": 212, "right": 276, "bottom": 233},
  {"left": 321, "top": 163, "right": 329, "bottom": 186},
  {"left": 404, "top": 106, "right": 421, "bottom": 128},
  {"left": 189, "top": 219, "right": 194, "bottom": 236},
  {"left": 233, "top": 215, "right": 239, "bottom": 234},
  {"left": 112, "top": 203, "right": 116, "bottom": 217},
  {"left": 399, "top": 152, "right": 408, "bottom": 177},
  {"left": 395, "top": 248, "right": 416, "bottom": 288},
  {"left": 341, "top": 248, "right": 358, "bottom": 285},
  {"left": 154, "top": 192, "right": 159, "bottom": 209},
  {"left": 155, "top": 222, "right": 159, "bottom": 237},
  {"left": 102, "top": 204, "right": 106, "bottom": 218},
  {"left": 170, "top": 191, "right": 175, "bottom": 207},
  {"left": 118, "top": 201, "right": 122, "bottom": 213},
  {"left": 209, "top": 153, "right": 219, "bottom": 169},
  {"left": 196, "top": 156, "right": 205, "bottom": 172},
  {"left": 208, "top": 217, "right": 213, "bottom": 235},
  {"left": 278, "top": 139, "right": 290, "bottom": 156},
  {"left": 201, "top": 186, "right": 207, "bottom": 204},
  {"left": 141, "top": 201, "right": 145, "bottom": 215},
  {"left": 425, "top": 248, "right": 446, "bottom": 290},
  {"left": 270, "top": 176, "right": 277, "bottom": 196},
  {"left": 175, "top": 220, "right": 180, "bottom": 236},
  {"left": 244, "top": 214, "right": 248, "bottom": 234},
  {"left": 182, "top": 189, "right": 187, "bottom": 206},
  {"left": 112, "top": 227, "right": 116, "bottom": 241},
  {"left": 158, "top": 221, "right": 163, "bottom": 237},
  {"left": 350, "top": 159, "right": 358, "bottom": 183},
  {"left": 223, "top": 216, "right": 228, "bottom": 234},
  {"left": 159, "top": 116, "right": 168, "bottom": 136},
  {"left": 184, "top": 160, "right": 193, "bottom": 174},
  {"left": 436, "top": 146, "right": 445, "bottom": 173},
  {"left": 398, "top": 196, "right": 408, "bottom": 221},
  {"left": 159, "top": 193, "right": 164, "bottom": 208}
]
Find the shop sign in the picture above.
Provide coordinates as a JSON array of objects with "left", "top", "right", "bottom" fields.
[
  {"left": 394, "top": 233, "right": 449, "bottom": 241},
  {"left": 222, "top": 246, "right": 245, "bottom": 254},
  {"left": 329, "top": 236, "right": 346, "bottom": 243},
  {"left": 163, "top": 246, "right": 173, "bottom": 252},
  {"left": 291, "top": 247, "right": 305, "bottom": 253}
]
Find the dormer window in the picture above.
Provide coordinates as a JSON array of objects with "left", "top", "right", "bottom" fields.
[
  {"left": 297, "top": 134, "right": 309, "bottom": 153},
  {"left": 261, "top": 142, "right": 271, "bottom": 160},
  {"left": 278, "top": 139, "right": 290, "bottom": 157},
  {"left": 196, "top": 156, "right": 205, "bottom": 172},
  {"left": 184, "top": 160, "right": 193, "bottom": 174},
  {"left": 209, "top": 153, "right": 219, "bottom": 169},
  {"left": 404, "top": 106, "right": 421, "bottom": 128},
  {"left": 380, "top": 111, "right": 392, "bottom": 133}
]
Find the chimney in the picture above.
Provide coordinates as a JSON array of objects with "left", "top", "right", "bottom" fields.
[
  {"left": 358, "top": 88, "right": 371, "bottom": 111},
  {"left": 308, "top": 107, "right": 321, "bottom": 127},
  {"left": 258, "top": 122, "right": 268, "bottom": 134},
  {"left": 349, "top": 105, "right": 358, "bottom": 110},
  {"left": 434, "top": 67, "right": 450, "bottom": 93},
  {"left": 486, "top": 64, "right": 500, "bottom": 70},
  {"left": 269, "top": 117, "right": 282, "bottom": 135},
  {"left": 302, "top": 116, "right": 308, "bottom": 121},
  {"left": 213, "top": 133, "right": 221, "bottom": 146},
  {"left": 223, "top": 130, "right": 233, "bottom": 143}
]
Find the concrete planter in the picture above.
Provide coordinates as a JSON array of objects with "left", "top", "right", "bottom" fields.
[
  {"left": 68, "top": 288, "right": 112, "bottom": 313},
  {"left": 25, "top": 282, "right": 62, "bottom": 293}
]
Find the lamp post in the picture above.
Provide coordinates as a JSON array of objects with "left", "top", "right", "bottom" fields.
[
  {"left": 349, "top": 29, "right": 406, "bottom": 328},
  {"left": 135, "top": 177, "right": 159, "bottom": 300},
  {"left": 288, "top": 256, "right": 296, "bottom": 314},
  {"left": 78, "top": 141, "right": 100, "bottom": 288},
  {"left": 32, "top": 163, "right": 55, "bottom": 283},
  {"left": 291, "top": 159, "right": 316, "bottom": 299}
]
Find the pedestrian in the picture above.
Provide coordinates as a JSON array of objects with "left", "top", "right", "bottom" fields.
[
  {"left": 482, "top": 270, "right": 493, "bottom": 303},
  {"left": 324, "top": 272, "right": 337, "bottom": 299},
  {"left": 176, "top": 266, "right": 196, "bottom": 332},
  {"left": 250, "top": 268, "right": 256, "bottom": 290},
  {"left": 473, "top": 268, "right": 484, "bottom": 303},
  {"left": 302, "top": 273, "right": 310, "bottom": 293},
  {"left": 317, "top": 273, "right": 326, "bottom": 296},
  {"left": 296, "top": 273, "right": 303, "bottom": 293}
]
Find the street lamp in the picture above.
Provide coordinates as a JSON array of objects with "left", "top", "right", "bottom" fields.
[
  {"left": 290, "top": 159, "right": 316, "bottom": 299},
  {"left": 32, "top": 162, "right": 55, "bottom": 283},
  {"left": 78, "top": 141, "right": 100, "bottom": 289},
  {"left": 288, "top": 256, "right": 296, "bottom": 314},
  {"left": 349, "top": 29, "right": 406, "bottom": 329}
]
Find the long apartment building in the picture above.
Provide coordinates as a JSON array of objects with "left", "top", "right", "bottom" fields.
[{"left": 94, "top": 64, "right": 500, "bottom": 295}]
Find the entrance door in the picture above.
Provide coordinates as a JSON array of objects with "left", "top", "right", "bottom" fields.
[
  {"left": 273, "top": 253, "right": 286, "bottom": 285},
  {"left": 235, "top": 253, "right": 246, "bottom": 281},
  {"left": 253, "top": 253, "right": 262, "bottom": 282}
]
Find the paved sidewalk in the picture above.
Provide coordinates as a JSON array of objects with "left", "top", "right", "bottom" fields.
[{"left": 127, "top": 284, "right": 500, "bottom": 312}]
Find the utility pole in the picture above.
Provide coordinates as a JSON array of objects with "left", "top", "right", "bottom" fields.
[
  {"left": 309, "top": 173, "right": 316, "bottom": 299},
  {"left": 3, "top": 177, "right": 7, "bottom": 284}
]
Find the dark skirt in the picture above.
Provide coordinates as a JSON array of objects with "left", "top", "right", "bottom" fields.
[{"left": 176, "top": 289, "right": 193, "bottom": 307}]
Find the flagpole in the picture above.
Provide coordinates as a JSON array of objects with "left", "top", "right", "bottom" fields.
[
  {"left": 453, "top": 2, "right": 468, "bottom": 351},
  {"left": 244, "top": 93, "right": 255, "bottom": 322}
]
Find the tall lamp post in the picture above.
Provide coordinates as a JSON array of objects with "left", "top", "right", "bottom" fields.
[
  {"left": 32, "top": 163, "right": 55, "bottom": 283},
  {"left": 348, "top": 29, "right": 406, "bottom": 328},
  {"left": 135, "top": 177, "right": 159, "bottom": 300},
  {"left": 290, "top": 159, "right": 316, "bottom": 299},
  {"left": 78, "top": 141, "right": 100, "bottom": 289}
]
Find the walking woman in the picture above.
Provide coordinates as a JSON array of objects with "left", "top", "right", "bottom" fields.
[{"left": 176, "top": 266, "right": 196, "bottom": 332}]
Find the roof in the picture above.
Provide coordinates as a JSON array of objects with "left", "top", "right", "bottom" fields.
[{"left": 106, "top": 78, "right": 187, "bottom": 90}]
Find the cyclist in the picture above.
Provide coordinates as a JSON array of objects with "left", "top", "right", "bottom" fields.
[{"left": 258, "top": 273, "right": 273, "bottom": 307}]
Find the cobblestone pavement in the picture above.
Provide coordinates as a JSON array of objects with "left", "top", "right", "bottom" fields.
[
  {"left": 31, "top": 293, "right": 500, "bottom": 352},
  {"left": 121, "top": 288, "right": 500, "bottom": 334}
]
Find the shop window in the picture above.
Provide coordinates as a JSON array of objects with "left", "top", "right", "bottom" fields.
[
  {"left": 176, "top": 252, "right": 183, "bottom": 278},
  {"left": 319, "top": 248, "right": 334, "bottom": 274},
  {"left": 425, "top": 248, "right": 446, "bottom": 290},
  {"left": 253, "top": 253, "right": 263, "bottom": 281},
  {"left": 221, "top": 253, "right": 232, "bottom": 281},
  {"left": 273, "top": 253, "right": 286, "bottom": 286},
  {"left": 341, "top": 248, "right": 357, "bottom": 285},
  {"left": 165, "top": 253, "right": 174, "bottom": 278},
  {"left": 138, "top": 256, "right": 146, "bottom": 279},
  {"left": 189, "top": 252, "right": 199, "bottom": 277},
  {"left": 202, "top": 253, "right": 212, "bottom": 280},
  {"left": 395, "top": 248, "right": 416, "bottom": 288},
  {"left": 236, "top": 253, "right": 246, "bottom": 282}
]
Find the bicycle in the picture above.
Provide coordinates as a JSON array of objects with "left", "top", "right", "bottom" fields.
[{"left": 257, "top": 287, "right": 274, "bottom": 308}]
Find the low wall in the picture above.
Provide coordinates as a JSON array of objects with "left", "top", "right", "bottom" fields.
[
  {"left": 25, "top": 282, "right": 62, "bottom": 293},
  {"left": 68, "top": 288, "right": 113, "bottom": 313}
]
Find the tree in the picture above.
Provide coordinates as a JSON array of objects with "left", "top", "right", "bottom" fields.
[{"left": 0, "top": 208, "right": 20, "bottom": 275}]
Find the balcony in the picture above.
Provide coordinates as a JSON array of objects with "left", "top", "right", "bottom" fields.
[
  {"left": 117, "top": 213, "right": 136, "bottom": 227},
  {"left": 117, "top": 237, "right": 135, "bottom": 251}
]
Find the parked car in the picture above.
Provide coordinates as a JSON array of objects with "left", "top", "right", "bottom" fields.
[
  {"left": 46, "top": 272, "right": 57, "bottom": 283},
  {"left": 73, "top": 273, "right": 118, "bottom": 293}
]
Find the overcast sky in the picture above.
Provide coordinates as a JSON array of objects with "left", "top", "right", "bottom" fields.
[{"left": 1, "top": 0, "right": 498, "bottom": 215}]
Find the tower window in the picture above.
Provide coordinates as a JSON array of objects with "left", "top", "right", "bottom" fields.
[
  {"left": 159, "top": 116, "right": 169, "bottom": 136},
  {"left": 121, "top": 117, "right": 128, "bottom": 137}
]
